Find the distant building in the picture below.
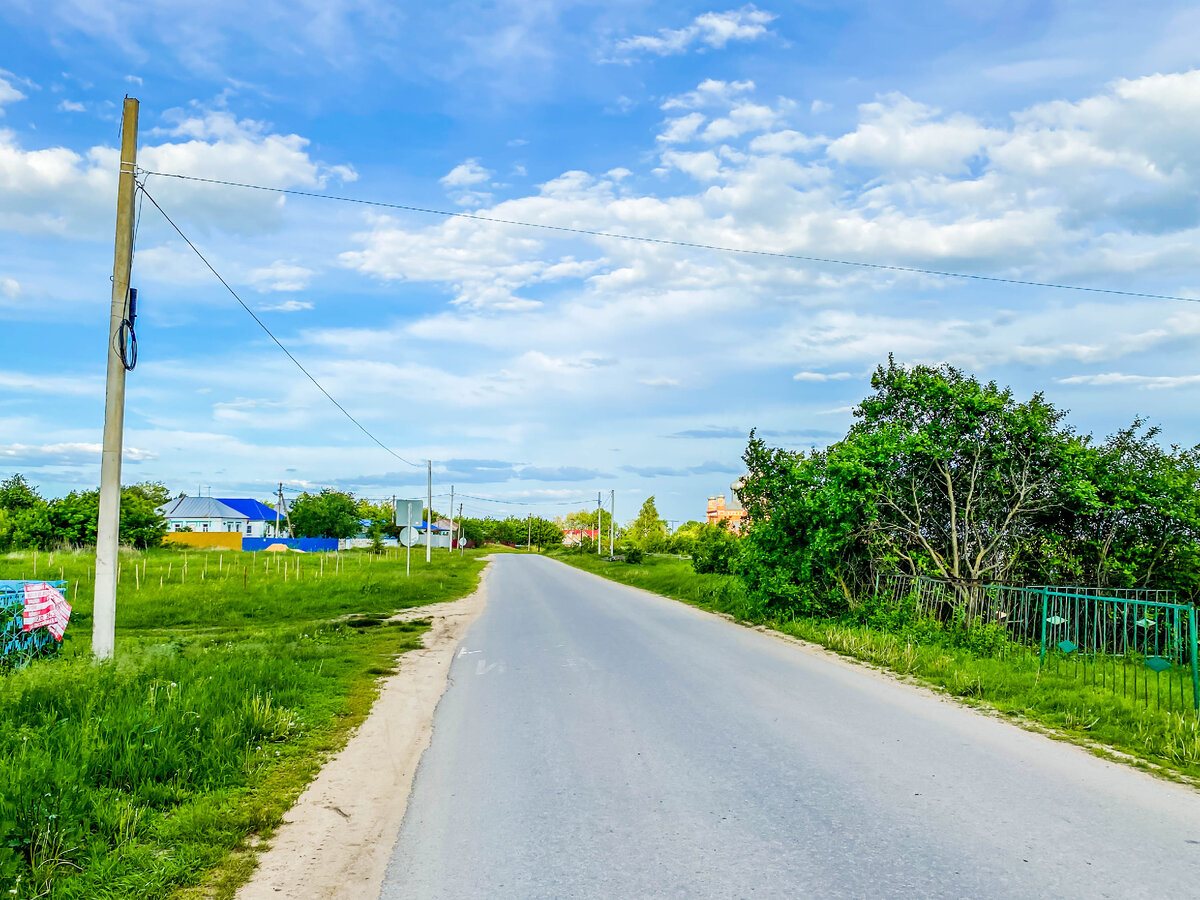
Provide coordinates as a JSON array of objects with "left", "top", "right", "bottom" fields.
[
  {"left": 562, "top": 528, "right": 600, "bottom": 547},
  {"left": 158, "top": 496, "right": 283, "bottom": 537},
  {"left": 706, "top": 478, "right": 747, "bottom": 532}
]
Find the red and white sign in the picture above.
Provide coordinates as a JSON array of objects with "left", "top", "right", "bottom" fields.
[{"left": 22, "top": 582, "right": 71, "bottom": 641}]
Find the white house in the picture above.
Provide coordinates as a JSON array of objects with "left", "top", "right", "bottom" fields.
[{"left": 156, "top": 497, "right": 284, "bottom": 537}]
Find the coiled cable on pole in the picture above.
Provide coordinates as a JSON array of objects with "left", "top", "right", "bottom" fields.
[{"left": 117, "top": 287, "right": 138, "bottom": 371}]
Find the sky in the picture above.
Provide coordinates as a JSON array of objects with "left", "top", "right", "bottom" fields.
[{"left": 3, "top": 1, "right": 1200, "bottom": 526}]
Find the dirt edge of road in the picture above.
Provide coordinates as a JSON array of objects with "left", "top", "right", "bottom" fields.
[{"left": 236, "top": 564, "right": 491, "bottom": 900}]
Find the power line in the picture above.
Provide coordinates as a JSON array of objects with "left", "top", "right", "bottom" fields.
[
  {"left": 139, "top": 168, "right": 1200, "bottom": 307},
  {"left": 137, "top": 184, "right": 424, "bottom": 469}
]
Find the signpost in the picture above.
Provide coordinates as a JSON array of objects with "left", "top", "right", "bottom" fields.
[{"left": 395, "top": 499, "right": 423, "bottom": 577}]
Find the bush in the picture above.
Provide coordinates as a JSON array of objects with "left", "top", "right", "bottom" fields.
[
  {"left": 622, "top": 545, "right": 645, "bottom": 564},
  {"left": 690, "top": 523, "right": 740, "bottom": 575}
]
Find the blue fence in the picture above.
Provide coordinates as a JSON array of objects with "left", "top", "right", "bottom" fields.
[{"left": 242, "top": 537, "right": 339, "bottom": 552}]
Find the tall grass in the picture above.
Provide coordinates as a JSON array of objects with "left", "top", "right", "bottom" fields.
[
  {"left": 553, "top": 551, "right": 1200, "bottom": 782},
  {"left": 0, "top": 547, "right": 489, "bottom": 899}
]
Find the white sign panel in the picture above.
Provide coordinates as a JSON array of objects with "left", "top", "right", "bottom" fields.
[{"left": 394, "top": 499, "right": 423, "bottom": 527}]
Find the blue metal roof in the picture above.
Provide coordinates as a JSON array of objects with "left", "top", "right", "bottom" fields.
[{"left": 215, "top": 498, "right": 280, "bottom": 521}]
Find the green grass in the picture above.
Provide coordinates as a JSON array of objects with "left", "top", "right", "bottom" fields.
[
  {"left": 551, "top": 550, "right": 1200, "bottom": 783},
  {"left": 0, "top": 545, "right": 493, "bottom": 899}
]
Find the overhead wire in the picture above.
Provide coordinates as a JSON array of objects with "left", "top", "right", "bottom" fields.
[
  {"left": 137, "top": 168, "right": 1200, "bottom": 307},
  {"left": 137, "top": 182, "right": 425, "bottom": 469}
]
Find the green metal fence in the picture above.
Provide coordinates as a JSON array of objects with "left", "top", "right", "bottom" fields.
[
  {"left": 875, "top": 574, "right": 1200, "bottom": 712},
  {"left": 1037, "top": 587, "right": 1199, "bottom": 714}
]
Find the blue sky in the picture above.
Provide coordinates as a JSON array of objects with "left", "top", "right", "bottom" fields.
[{"left": 4, "top": 0, "right": 1200, "bottom": 525}]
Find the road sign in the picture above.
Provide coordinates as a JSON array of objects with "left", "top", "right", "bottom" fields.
[
  {"left": 395, "top": 499, "right": 422, "bottom": 527},
  {"left": 399, "top": 526, "right": 420, "bottom": 548}
]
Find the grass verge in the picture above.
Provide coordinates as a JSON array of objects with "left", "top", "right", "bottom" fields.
[
  {"left": 550, "top": 550, "right": 1200, "bottom": 784},
  {"left": 0, "top": 545, "right": 492, "bottom": 899}
]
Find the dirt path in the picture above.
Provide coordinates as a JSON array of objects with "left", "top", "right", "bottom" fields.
[{"left": 236, "top": 564, "right": 491, "bottom": 900}]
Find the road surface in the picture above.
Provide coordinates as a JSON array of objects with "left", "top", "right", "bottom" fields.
[{"left": 380, "top": 554, "right": 1200, "bottom": 898}]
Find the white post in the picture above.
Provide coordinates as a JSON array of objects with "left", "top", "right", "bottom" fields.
[
  {"left": 93, "top": 96, "right": 139, "bottom": 662},
  {"left": 449, "top": 485, "right": 454, "bottom": 554},
  {"left": 426, "top": 460, "right": 432, "bottom": 563},
  {"left": 610, "top": 489, "right": 615, "bottom": 554},
  {"left": 597, "top": 491, "right": 602, "bottom": 555},
  {"left": 406, "top": 499, "right": 412, "bottom": 577}
]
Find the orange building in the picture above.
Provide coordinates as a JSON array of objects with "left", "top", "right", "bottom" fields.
[{"left": 706, "top": 478, "right": 747, "bottom": 532}]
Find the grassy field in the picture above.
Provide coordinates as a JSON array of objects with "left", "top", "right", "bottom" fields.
[
  {"left": 551, "top": 550, "right": 1200, "bottom": 782},
  {"left": 0, "top": 544, "right": 494, "bottom": 899}
]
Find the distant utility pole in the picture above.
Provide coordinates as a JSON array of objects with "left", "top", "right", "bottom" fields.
[
  {"left": 459, "top": 503, "right": 464, "bottom": 556},
  {"left": 449, "top": 485, "right": 454, "bottom": 554},
  {"left": 93, "top": 96, "right": 139, "bottom": 662},
  {"left": 275, "top": 483, "right": 283, "bottom": 538},
  {"left": 426, "top": 460, "right": 432, "bottom": 563},
  {"left": 610, "top": 489, "right": 615, "bottom": 554},
  {"left": 597, "top": 492, "right": 602, "bottom": 556},
  {"left": 527, "top": 514, "right": 532, "bottom": 550}
]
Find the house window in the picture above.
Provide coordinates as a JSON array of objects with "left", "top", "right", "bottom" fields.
[{"left": 201, "top": 523, "right": 209, "bottom": 532}]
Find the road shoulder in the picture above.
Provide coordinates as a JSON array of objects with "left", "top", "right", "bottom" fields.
[{"left": 236, "top": 565, "right": 491, "bottom": 900}]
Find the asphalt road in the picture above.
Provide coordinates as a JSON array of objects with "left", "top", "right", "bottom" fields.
[{"left": 380, "top": 554, "right": 1200, "bottom": 899}]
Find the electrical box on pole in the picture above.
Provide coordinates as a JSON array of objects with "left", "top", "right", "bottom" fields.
[{"left": 93, "top": 96, "right": 139, "bottom": 662}]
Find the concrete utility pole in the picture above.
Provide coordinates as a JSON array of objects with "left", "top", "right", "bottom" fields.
[
  {"left": 449, "top": 485, "right": 454, "bottom": 554},
  {"left": 276, "top": 483, "right": 282, "bottom": 538},
  {"left": 597, "top": 492, "right": 603, "bottom": 555},
  {"left": 93, "top": 96, "right": 139, "bottom": 662},
  {"left": 527, "top": 514, "right": 531, "bottom": 550},
  {"left": 459, "top": 502, "right": 464, "bottom": 556},
  {"left": 610, "top": 489, "right": 615, "bottom": 555},
  {"left": 426, "top": 460, "right": 432, "bottom": 563}
]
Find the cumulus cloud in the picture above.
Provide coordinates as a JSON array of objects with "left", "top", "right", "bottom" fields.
[
  {"left": 57, "top": 100, "right": 85, "bottom": 113},
  {"left": 0, "top": 108, "right": 356, "bottom": 238},
  {"left": 614, "top": 6, "right": 776, "bottom": 58},
  {"left": 793, "top": 371, "right": 853, "bottom": 381},
  {"left": 0, "top": 277, "right": 19, "bottom": 300}
]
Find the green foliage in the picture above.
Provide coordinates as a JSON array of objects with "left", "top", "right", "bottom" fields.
[
  {"left": 689, "top": 522, "right": 740, "bottom": 575},
  {"left": 289, "top": 489, "right": 360, "bottom": 539},
  {"left": 528, "top": 517, "right": 563, "bottom": 550},
  {"left": 740, "top": 357, "right": 1200, "bottom": 617},
  {"left": 627, "top": 496, "right": 667, "bottom": 552},
  {"left": 0, "top": 477, "right": 167, "bottom": 550}
]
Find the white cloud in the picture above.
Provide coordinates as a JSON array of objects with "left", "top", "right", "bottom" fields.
[
  {"left": 661, "top": 79, "right": 755, "bottom": 110},
  {"left": 0, "top": 73, "right": 26, "bottom": 112},
  {"left": 827, "top": 93, "right": 998, "bottom": 173},
  {"left": 657, "top": 112, "right": 706, "bottom": 144},
  {"left": 810, "top": 100, "right": 832, "bottom": 114},
  {"left": 57, "top": 100, "right": 86, "bottom": 113},
  {"left": 615, "top": 6, "right": 776, "bottom": 58},
  {"left": 1057, "top": 372, "right": 1200, "bottom": 389},
  {"left": 440, "top": 159, "right": 493, "bottom": 187},
  {"left": 793, "top": 371, "right": 853, "bottom": 381},
  {"left": 0, "top": 370, "right": 101, "bottom": 397},
  {"left": 250, "top": 261, "right": 314, "bottom": 292},
  {"left": 0, "top": 109, "right": 355, "bottom": 238},
  {"left": 259, "top": 299, "right": 314, "bottom": 312},
  {"left": 0, "top": 276, "right": 19, "bottom": 300},
  {"left": 0, "top": 442, "right": 155, "bottom": 467}
]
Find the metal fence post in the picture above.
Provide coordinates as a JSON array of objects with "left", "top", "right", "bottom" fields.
[
  {"left": 1039, "top": 587, "right": 1049, "bottom": 665},
  {"left": 1189, "top": 605, "right": 1199, "bottom": 713}
]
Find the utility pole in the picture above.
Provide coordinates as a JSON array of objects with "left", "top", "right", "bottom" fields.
[
  {"left": 426, "top": 460, "right": 432, "bottom": 563},
  {"left": 275, "top": 483, "right": 282, "bottom": 538},
  {"left": 449, "top": 485, "right": 454, "bottom": 554},
  {"left": 597, "top": 491, "right": 603, "bottom": 556},
  {"left": 610, "top": 489, "right": 615, "bottom": 555},
  {"left": 459, "top": 503, "right": 464, "bottom": 556},
  {"left": 527, "top": 514, "right": 531, "bottom": 550},
  {"left": 93, "top": 96, "right": 139, "bottom": 662}
]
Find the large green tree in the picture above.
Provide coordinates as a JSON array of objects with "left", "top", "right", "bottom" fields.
[
  {"left": 628, "top": 496, "right": 667, "bottom": 551},
  {"left": 289, "top": 489, "right": 360, "bottom": 539}
]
